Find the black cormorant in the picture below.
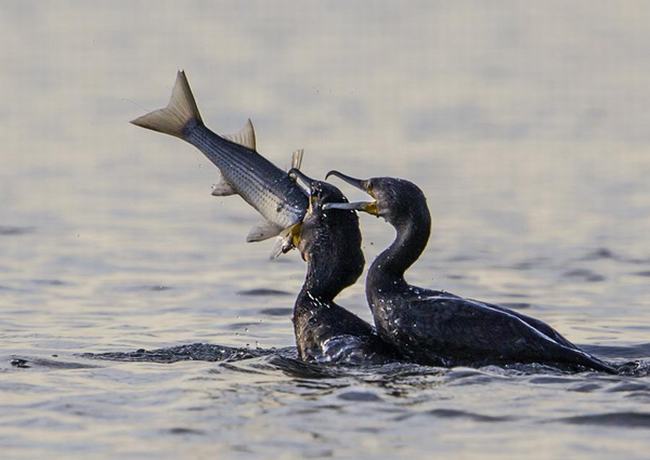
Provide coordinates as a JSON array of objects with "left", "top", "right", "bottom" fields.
[
  {"left": 324, "top": 171, "right": 616, "bottom": 373},
  {"left": 288, "top": 169, "right": 396, "bottom": 365}
]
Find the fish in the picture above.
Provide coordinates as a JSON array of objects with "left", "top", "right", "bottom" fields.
[{"left": 131, "top": 71, "right": 308, "bottom": 255}]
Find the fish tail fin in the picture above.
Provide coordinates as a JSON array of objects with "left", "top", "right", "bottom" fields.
[{"left": 130, "top": 70, "right": 203, "bottom": 138}]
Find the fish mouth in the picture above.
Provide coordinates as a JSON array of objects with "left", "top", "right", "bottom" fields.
[{"left": 324, "top": 170, "right": 378, "bottom": 216}]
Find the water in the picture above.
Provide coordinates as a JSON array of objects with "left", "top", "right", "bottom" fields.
[{"left": 2, "top": 1, "right": 650, "bottom": 458}]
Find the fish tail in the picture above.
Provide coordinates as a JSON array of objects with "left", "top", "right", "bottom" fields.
[{"left": 130, "top": 70, "right": 203, "bottom": 137}]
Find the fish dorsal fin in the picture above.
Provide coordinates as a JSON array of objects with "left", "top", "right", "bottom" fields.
[
  {"left": 222, "top": 119, "right": 256, "bottom": 151},
  {"left": 246, "top": 220, "right": 283, "bottom": 243},
  {"left": 289, "top": 149, "right": 304, "bottom": 171},
  {"left": 211, "top": 171, "right": 236, "bottom": 196}
]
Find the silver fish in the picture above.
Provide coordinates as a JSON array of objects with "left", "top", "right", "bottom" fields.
[{"left": 131, "top": 71, "right": 308, "bottom": 253}]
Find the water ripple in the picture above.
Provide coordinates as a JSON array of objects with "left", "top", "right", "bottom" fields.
[
  {"left": 562, "top": 268, "right": 606, "bottom": 283},
  {"left": 0, "top": 226, "right": 35, "bottom": 236},
  {"left": 426, "top": 408, "right": 514, "bottom": 422},
  {"left": 557, "top": 412, "right": 650, "bottom": 428},
  {"left": 237, "top": 288, "right": 292, "bottom": 296},
  {"left": 337, "top": 390, "right": 383, "bottom": 402},
  {"left": 259, "top": 307, "right": 294, "bottom": 316},
  {"left": 81, "top": 343, "right": 273, "bottom": 363}
]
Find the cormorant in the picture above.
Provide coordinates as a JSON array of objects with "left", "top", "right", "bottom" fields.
[
  {"left": 288, "top": 169, "right": 397, "bottom": 365},
  {"left": 324, "top": 171, "right": 616, "bottom": 373}
]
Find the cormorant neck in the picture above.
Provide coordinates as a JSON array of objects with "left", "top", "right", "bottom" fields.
[
  {"left": 369, "top": 203, "right": 431, "bottom": 288},
  {"left": 298, "top": 258, "right": 342, "bottom": 304},
  {"left": 294, "top": 207, "right": 364, "bottom": 309}
]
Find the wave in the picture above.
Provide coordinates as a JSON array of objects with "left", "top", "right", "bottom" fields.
[
  {"left": 557, "top": 412, "right": 650, "bottom": 428},
  {"left": 8, "top": 341, "right": 646, "bottom": 378}
]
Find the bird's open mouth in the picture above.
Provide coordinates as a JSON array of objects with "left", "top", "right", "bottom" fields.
[
  {"left": 322, "top": 200, "right": 378, "bottom": 216},
  {"left": 324, "top": 170, "right": 378, "bottom": 216}
]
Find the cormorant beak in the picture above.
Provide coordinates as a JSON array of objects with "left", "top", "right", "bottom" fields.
[
  {"left": 288, "top": 168, "right": 316, "bottom": 214},
  {"left": 325, "top": 170, "right": 370, "bottom": 193},
  {"left": 324, "top": 170, "right": 378, "bottom": 216},
  {"left": 288, "top": 168, "right": 314, "bottom": 193},
  {"left": 322, "top": 201, "right": 379, "bottom": 215}
]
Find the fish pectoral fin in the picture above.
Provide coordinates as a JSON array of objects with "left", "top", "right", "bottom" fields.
[
  {"left": 222, "top": 119, "right": 256, "bottom": 151},
  {"left": 211, "top": 173, "right": 237, "bottom": 196},
  {"left": 288, "top": 149, "right": 304, "bottom": 171},
  {"left": 246, "top": 220, "right": 284, "bottom": 243},
  {"left": 268, "top": 224, "right": 301, "bottom": 259},
  {"left": 269, "top": 237, "right": 289, "bottom": 259}
]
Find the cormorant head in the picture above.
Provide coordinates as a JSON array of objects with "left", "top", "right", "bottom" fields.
[
  {"left": 288, "top": 168, "right": 365, "bottom": 297},
  {"left": 323, "top": 171, "right": 428, "bottom": 227}
]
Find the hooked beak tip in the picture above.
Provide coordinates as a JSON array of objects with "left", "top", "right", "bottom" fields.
[
  {"left": 289, "top": 168, "right": 313, "bottom": 183},
  {"left": 325, "top": 170, "right": 369, "bottom": 192},
  {"left": 289, "top": 168, "right": 315, "bottom": 197}
]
